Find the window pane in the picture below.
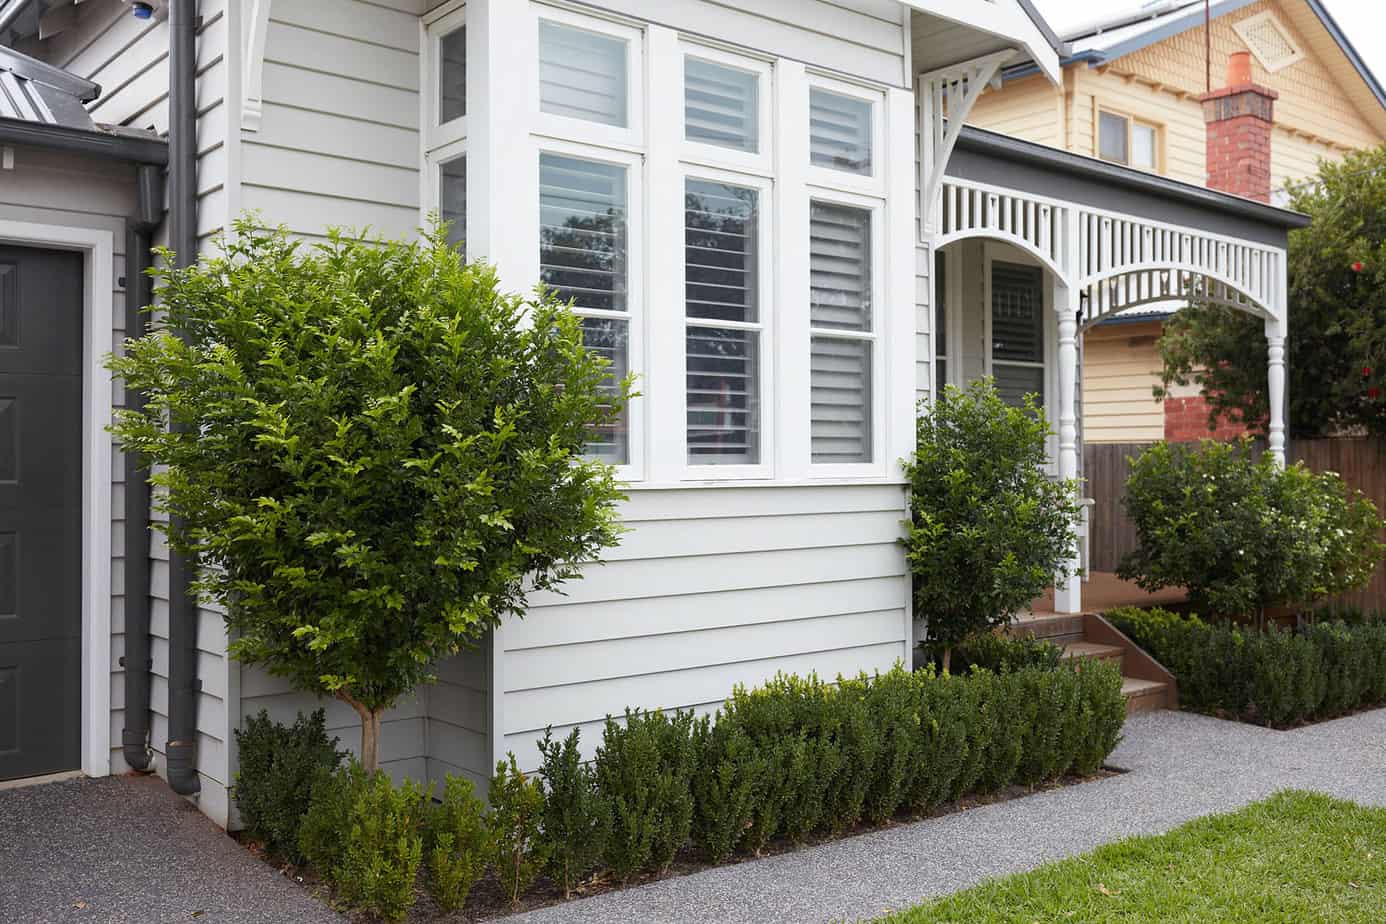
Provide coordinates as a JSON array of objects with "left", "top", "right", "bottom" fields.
[
  {"left": 687, "top": 327, "right": 759, "bottom": 465},
  {"left": 580, "top": 317, "right": 629, "bottom": 465},
  {"left": 539, "top": 20, "right": 628, "bottom": 127},
  {"left": 934, "top": 251, "right": 947, "bottom": 358},
  {"left": 993, "top": 363, "right": 1045, "bottom": 408},
  {"left": 440, "top": 157, "right": 466, "bottom": 256},
  {"left": 812, "top": 336, "right": 872, "bottom": 464},
  {"left": 1132, "top": 122, "right": 1157, "bottom": 170},
  {"left": 439, "top": 26, "right": 466, "bottom": 122},
  {"left": 539, "top": 153, "right": 627, "bottom": 312},
  {"left": 991, "top": 261, "right": 1044, "bottom": 363},
  {"left": 685, "top": 179, "right": 758, "bottom": 324},
  {"left": 685, "top": 56, "right": 759, "bottom": 152},
  {"left": 1098, "top": 111, "right": 1129, "bottom": 164},
  {"left": 810, "top": 201, "right": 871, "bottom": 332},
  {"left": 810, "top": 88, "right": 872, "bottom": 175},
  {"left": 935, "top": 359, "right": 947, "bottom": 393}
]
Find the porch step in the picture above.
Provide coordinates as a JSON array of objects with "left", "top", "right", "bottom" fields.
[
  {"left": 1009, "top": 613, "right": 1086, "bottom": 644},
  {"left": 1061, "top": 642, "right": 1125, "bottom": 666},
  {"left": 1121, "top": 677, "right": 1172, "bottom": 713}
]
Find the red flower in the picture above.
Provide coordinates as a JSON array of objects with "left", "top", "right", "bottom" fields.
[
  {"left": 1365, "top": 367, "right": 1374, "bottom": 378},
  {"left": 1352, "top": 261, "right": 1366, "bottom": 273},
  {"left": 1370, "top": 387, "right": 1382, "bottom": 400}
]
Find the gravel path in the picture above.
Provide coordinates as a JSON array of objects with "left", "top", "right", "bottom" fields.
[
  {"left": 509, "top": 707, "right": 1386, "bottom": 924},
  {"left": 0, "top": 773, "right": 344, "bottom": 924}
]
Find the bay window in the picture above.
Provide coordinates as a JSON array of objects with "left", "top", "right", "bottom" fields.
[{"left": 424, "top": 4, "right": 468, "bottom": 256}]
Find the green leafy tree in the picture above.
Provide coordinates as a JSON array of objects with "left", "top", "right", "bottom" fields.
[
  {"left": 1118, "top": 439, "right": 1384, "bottom": 619},
  {"left": 1158, "top": 145, "right": 1386, "bottom": 437},
  {"left": 903, "top": 380, "right": 1082, "bottom": 671},
  {"left": 108, "top": 218, "right": 630, "bottom": 770}
]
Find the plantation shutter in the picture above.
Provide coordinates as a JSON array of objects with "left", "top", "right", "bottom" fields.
[
  {"left": 539, "top": 20, "right": 628, "bottom": 128},
  {"left": 684, "top": 57, "right": 759, "bottom": 153},
  {"left": 539, "top": 152, "right": 630, "bottom": 463},
  {"left": 810, "top": 201, "right": 873, "bottom": 463},
  {"left": 809, "top": 88, "right": 872, "bottom": 175},
  {"left": 990, "top": 261, "right": 1046, "bottom": 408},
  {"left": 685, "top": 178, "right": 760, "bottom": 465}
]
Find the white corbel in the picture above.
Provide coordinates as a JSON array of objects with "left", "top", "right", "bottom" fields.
[
  {"left": 241, "top": 0, "right": 272, "bottom": 131},
  {"left": 919, "top": 50, "right": 1014, "bottom": 234}
]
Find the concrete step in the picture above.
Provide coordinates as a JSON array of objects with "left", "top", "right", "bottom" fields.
[
  {"left": 1060, "top": 641, "right": 1125, "bottom": 665},
  {"left": 1121, "top": 677, "right": 1171, "bottom": 714},
  {"left": 1008, "top": 613, "right": 1086, "bottom": 643}
]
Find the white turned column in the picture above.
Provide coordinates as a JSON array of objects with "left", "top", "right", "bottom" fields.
[
  {"left": 1054, "top": 309, "right": 1082, "bottom": 614},
  {"left": 1266, "top": 319, "right": 1287, "bottom": 466}
]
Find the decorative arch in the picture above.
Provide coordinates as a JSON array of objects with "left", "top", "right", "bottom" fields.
[
  {"left": 1077, "top": 263, "right": 1276, "bottom": 331},
  {"left": 936, "top": 179, "right": 1071, "bottom": 284},
  {"left": 934, "top": 227, "right": 1068, "bottom": 284}
]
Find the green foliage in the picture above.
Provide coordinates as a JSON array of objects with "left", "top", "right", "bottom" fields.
[
  {"left": 107, "top": 218, "right": 629, "bottom": 763},
  {"left": 905, "top": 380, "right": 1082, "bottom": 664},
  {"left": 593, "top": 709, "right": 696, "bottom": 881},
  {"left": 862, "top": 668, "right": 924, "bottom": 824},
  {"left": 537, "top": 727, "right": 609, "bottom": 896},
  {"left": 232, "top": 708, "right": 343, "bottom": 863},
  {"left": 1118, "top": 440, "right": 1384, "bottom": 616},
  {"left": 423, "top": 775, "right": 488, "bottom": 913},
  {"left": 1157, "top": 146, "right": 1386, "bottom": 438},
  {"left": 690, "top": 715, "right": 764, "bottom": 863},
  {"left": 300, "top": 762, "right": 426, "bottom": 922},
  {"left": 489, "top": 755, "right": 547, "bottom": 907},
  {"left": 1109, "top": 606, "right": 1386, "bottom": 726},
  {"left": 1073, "top": 662, "right": 1128, "bottom": 777},
  {"left": 924, "top": 633, "right": 1064, "bottom": 674}
]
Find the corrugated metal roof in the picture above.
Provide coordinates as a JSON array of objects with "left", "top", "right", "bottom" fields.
[{"left": 0, "top": 43, "right": 97, "bottom": 131}]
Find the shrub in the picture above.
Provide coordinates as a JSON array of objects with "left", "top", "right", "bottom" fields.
[
  {"left": 232, "top": 708, "right": 343, "bottom": 863},
  {"left": 1073, "top": 662, "right": 1128, "bottom": 776},
  {"left": 424, "top": 775, "right": 488, "bottom": 913},
  {"left": 1119, "top": 440, "right": 1383, "bottom": 619},
  {"left": 690, "top": 715, "right": 764, "bottom": 864},
  {"left": 904, "top": 380, "right": 1082, "bottom": 671},
  {"left": 538, "top": 727, "right": 609, "bottom": 896},
  {"left": 489, "top": 755, "right": 546, "bottom": 907},
  {"left": 862, "top": 669, "right": 924, "bottom": 824},
  {"left": 1109, "top": 606, "right": 1386, "bottom": 726},
  {"left": 109, "top": 219, "right": 629, "bottom": 771},
  {"left": 923, "top": 633, "right": 1064, "bottom": 674},
  {"left": 299, "top": 762, "right": 427, "bottom": 922}
]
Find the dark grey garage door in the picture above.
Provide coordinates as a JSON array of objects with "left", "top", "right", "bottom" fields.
[{"left": 0, "top": 245, "right": 83, "bottom": 781}]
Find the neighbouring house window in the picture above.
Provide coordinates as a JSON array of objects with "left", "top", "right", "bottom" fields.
[
  {"left": 934, "top": 251, "right": 948, "bottom": 393},
  {"left": 990, "top": 261, "right": 1046, "bottom": 408},
  {"left": 684, "top": 56, "right": 759, "bottom": 153},
  {"left": 440, "top": 156, "right": 466, "bottom": 255},
  {"left": 810, "top": 87, "right": 872, "bottom": 175},
  {"left": 685, "top": 178, "right": 762, "bottom": 466},
  {"left": 1099, "top": 110, "right": 1159, "bottom": 171},
  {"left": 539, "top": 152, "right": 632, "bottom": 464},
  {"left": 539, "top": 19, "right": 629, "bottom": 128},
  {"left": 809, "top": 200, "right": 874, "bottom": 463},
  {"left": 439, "top": 25, "right": 466, "bottom": 122}
]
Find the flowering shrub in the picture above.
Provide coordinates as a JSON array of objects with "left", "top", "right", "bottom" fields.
[{"left": 1119, "top": 439, "right": 1383, "bottom": 619}]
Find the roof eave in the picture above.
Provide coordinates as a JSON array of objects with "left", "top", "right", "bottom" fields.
[
  {"left": 0, "top": 118, "right": 168, "bottom": 164},
  {"left": 897, "top": 0, "right": 1063, "bottom": 85}
]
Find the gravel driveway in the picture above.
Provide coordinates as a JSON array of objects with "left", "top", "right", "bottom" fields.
[{"left": 0, "top": 773, "right": 344, "bottom": 924}]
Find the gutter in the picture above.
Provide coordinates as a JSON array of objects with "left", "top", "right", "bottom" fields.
[
  {"left": 0, "top": 119, "right": 168, "bottom": 164},
  {"left": 164, "top": 0, "right": 200, "bottom": 797},
  {"left": 954, "top": 124, "right": 1312, "bottom": 230}
]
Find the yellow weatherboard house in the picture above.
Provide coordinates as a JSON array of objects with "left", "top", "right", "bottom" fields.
[{"left": 968, "top": 0, "right": 1386, "bottom": 443}]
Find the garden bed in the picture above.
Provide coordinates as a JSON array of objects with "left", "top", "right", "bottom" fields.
[{"left": 242, "top": 766, "right": 1123, "bottom": 922}]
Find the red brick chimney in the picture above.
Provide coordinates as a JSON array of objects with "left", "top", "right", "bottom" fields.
[{"left": 1199, "top": 51, "right": 1277, "bottom": 201}]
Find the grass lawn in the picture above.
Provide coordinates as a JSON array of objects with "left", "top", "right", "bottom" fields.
[{"left": 883, "top": 791, "right": 1386, "bottom": 923}]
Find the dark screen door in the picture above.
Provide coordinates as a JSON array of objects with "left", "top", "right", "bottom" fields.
[{"left": 0, "top": 245, "right": 83, "bottom": 780}]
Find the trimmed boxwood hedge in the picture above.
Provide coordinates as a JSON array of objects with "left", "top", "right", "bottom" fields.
[{"left": 1108, "top": 606, "right": 1386, "bottom": 726}]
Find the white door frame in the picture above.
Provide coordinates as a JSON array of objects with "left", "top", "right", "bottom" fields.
[{"left": 0, "top": 218, "right": 114, "bottom": 779}]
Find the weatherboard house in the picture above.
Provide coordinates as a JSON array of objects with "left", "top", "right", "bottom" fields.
[{"left": 0, "top": 0, "right": 1304, "bottom": 826}]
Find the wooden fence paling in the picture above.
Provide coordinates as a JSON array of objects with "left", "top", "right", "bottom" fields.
[{"left": 1084, "top": 437, "right": 1386, "bottom": 613}]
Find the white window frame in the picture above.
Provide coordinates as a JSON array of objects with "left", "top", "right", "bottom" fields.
[
  {"left": 680, "top": 164, "right": 775, "bottom": 480},
  {"left": 531, "top": 5, "right": 645, "bottom": 153},
  {"left": 806, "top": 187, "right": 885, "bottom": 476},
  {"left": 535, "top": 139, "right": 647, "bottom": 483},
  {"left": 982, "top": 242, "right": 1055, "bottom": 428},
  {"left": 679, "top": 42, "right": 774, "bottom": 176},
  {"left": 424, "top": 3, "right": 468, "bottom": 154},
  {"left": 1097, "top": 107, "right": 1161, "bottom": 173},
  {"left": 806, "top": 72, "right": 886, "bottom": 197}
]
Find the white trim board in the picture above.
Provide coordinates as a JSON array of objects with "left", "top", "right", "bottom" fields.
[{"left": 0, "top": 218, "right": 115, "bottom": 780}]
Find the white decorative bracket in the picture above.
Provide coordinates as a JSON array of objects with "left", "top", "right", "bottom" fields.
[
  {"left": 241, "top": 0, "right": 272, "bottom": 132},
  {"left": 919, "top": 50, "right": 1013, "bottom": 235}
]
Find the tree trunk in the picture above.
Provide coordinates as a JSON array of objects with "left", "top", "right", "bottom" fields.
[
  {"left": 941, "top": 646, "right": 953, "bottom": 675},
  {"left": 338, "top": 690, "right": 383, "bottom": 773}
]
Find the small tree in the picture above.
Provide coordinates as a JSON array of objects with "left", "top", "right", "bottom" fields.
[
  {"left": 109, "top": 218, "right": 630, "bottom": 770},
  {"left": 903, "top": 380, "right": 1081, "bottom": 671},
  {"left": 1118, "top": 439, "right": 1384, "bottom": 620}
]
